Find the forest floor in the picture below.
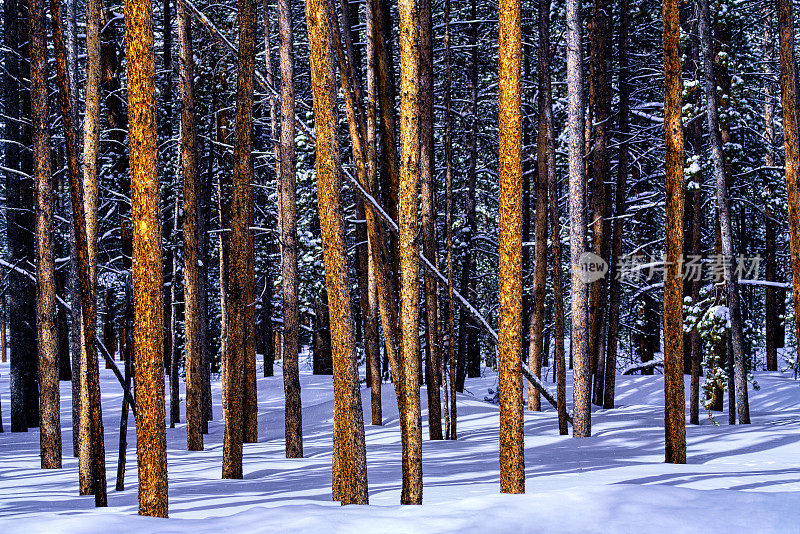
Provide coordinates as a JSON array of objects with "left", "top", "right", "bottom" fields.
[{"left": 0, "top": 355, "right": 799, "bottom": 533}]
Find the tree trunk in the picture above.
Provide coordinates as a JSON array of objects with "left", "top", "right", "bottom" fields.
[
  {"left": 32, "top": 0, "right": 61, "bottom": 468},
  {"left": 696, "top": 0, "right": 750, "bottom": 424},
  {"left": 588, "top": 0, "right": 613, "bottom": 407},
  {"left": 663, "top": 0, "right": 687, "bottom": 464},
  {"left": 222, "top": 0, "right": 257, "bottom": 477},
  {"left": 80, "top": 0, "right": 107, "bottom": 504},
  {"left": 305, "top": 0, "right": 369, "bottom": 503},
  {"left": 124, "top": 0, "right": 168, "bottom": 516},
  {"left": 567, "top": 0, "right": 590, "bottom": 438},
  {"left": 443, "top": 0, "right": 456, "bottom": 440},
  {"left": 178, "top": 0, "right": 203, "bottom": 451},
  {"left": 49, "top": 0, "right": 82, "bottom": 457},
  {"left": 169, "top": 198, "right": 181, "bottom": 428},
  {"left": 498, "top": 0, "right": 525, "bottom": 493},
  {"left": 419, "top": 0, "right": 442, "bottom": 441},
  {"left": 603, "top": 0, "right": 629, "bottom": 410},
  {"left": 278, "top": 0, "right": 302, "bottom": 459}
]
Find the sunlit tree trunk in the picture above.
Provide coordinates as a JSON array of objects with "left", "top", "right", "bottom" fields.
[
  {"left": 498, "top": 0, "right": 525, "bottom": 494},
  {"left": 663, "top": 0, "right": 687, "bottom": 464},
  {"left": 125, "top": 0, "right": 168, "bottom": 516},
  {"left": 305, "top": 0, "right": 369, "bottom": 504},
  {"left": 31, "top": 0, "right": 61, "bottom": 469}
]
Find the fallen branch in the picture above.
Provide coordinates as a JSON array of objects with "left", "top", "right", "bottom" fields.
[
  {"left": 622, "top": 359, "right": 664, "bottom": 375},
  {"left": 95, "top": 337, "right": 137, "bottom": 417}
]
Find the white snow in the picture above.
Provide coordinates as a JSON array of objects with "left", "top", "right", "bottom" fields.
[{"left": 1, "top": 357, "right": 798, "bottom": 533}]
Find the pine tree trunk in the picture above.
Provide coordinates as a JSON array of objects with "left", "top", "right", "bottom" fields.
[
  {"left": 663, "top": 0, "right": 687, "bottom": 464},
  {"left": 498, "top": 0, "right": 525, "bottom": 493},
  {"left": 49, "top": 0, "right": 82, "bottom": 456},
  {"left": 443, "top": 0, "right": 456, "bottom": 440},
  {"left": 222, "top": 0, "right": 257, "bottom": 477},
  {"left": 178, "top": 0, "right": 203, "bottom": 451},
  {"left": 305, "top": 0, "right": 369, "bottom": 504},
  {"left": 567, "top": 0, "right": 591, "bottom": 438},
  {"left": 32, "top": 0, "right": 61, "bottom": 468},
  {"left": 124, "top": 0, "right": 168, "bottom": 516},
  {"left": 397, "top": 0, "right": 424, "bottom": 504},
  {"left": 588, "top": 0, "right": 613, "bottom": 407},
  {"left": 603, "top": 0, "right": 629, "bottom": 409},
  {"left": 419, "top": 0, "right": 442, "bottom": 441},
  {"left": 278, "top": 0, "right": 302, "bottom": 458},
  {"left": 696, "top": 0, "right": 750, "bottom": 424},
  {"left": 80, "top": 0, "right": 108, "bottom": 504},
  {"left": 777, "top": 0, "right": 800, "bottom": 379},
  {"left": 169, "top": 198, "right": 181, "bottom": 429}
]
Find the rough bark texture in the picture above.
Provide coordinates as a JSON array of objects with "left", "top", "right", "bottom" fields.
[
  {"left": 124, "top": 0, "right": 168, "bottom": 516},
  {"left": 537, "top": 0, "right": 568, "bottom": 435},
  {"left": 778, "top": 0, "right": 800, "bottom": 380},
  {"left": 279, "top": 0, "right": 302, "bottom": 459},
  {"left": 696, "top": 0, "right": 749, "bottom": 424},
  {"left": 419, "top": 0, "right": 442, "bottom": 440},
  {"left": 663, "top": 0, "right": 687, "bottom": 464},
  {"left": 397, "top": 0, "right": 424, "bottom": 504},
  {"left": 305, "top": 0, "right": 369, "bottom": 504},
  {"left": 498, "top": 0, "right": 525, "bottom": 493},
  {"left": 32, "top": 0, "right": 62, "bottom": 468},
  {"left": 223, "top": 0, "right": 257, "bottom": 476},
  {"left": 567, "top": 0, "right": 590, "bottom": 438},
  {"left": 763, "top": 9, "right": 778, "bottom": 373},
  {"left": 80, "top": 0, "right": 108, "bottom": 504},
  {"left": 178, "top": 0, "right": 203, "bottom": 452},
  {"left": 443, "top": 0, "right": 456, "bottom": 440}
]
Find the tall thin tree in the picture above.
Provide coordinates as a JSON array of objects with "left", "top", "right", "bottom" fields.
[{"left": 498, "top": 0, "right": 525, "bottom": 494}]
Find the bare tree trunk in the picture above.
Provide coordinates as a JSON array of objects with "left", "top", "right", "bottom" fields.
[
  {"left": 80, "top": 0, "right": 107, "bottom": 504},
  {"left": 588, "top": 0, "right": 613, "bottom": 407},
  {"left": 305, "top": 0, "right": 369, "bottom": 504},
  {"left": 419, "top": 0, "right": 442, "bottom": 441},
  {"left": 397, "top": 0, "right": 424, "bottom": 504},
  {"left": 49, "top": 0, "right": 81, "bottom": 457},
  {"left": 125, "top": 0, "right": 168, "bottom": 516},
  {"left": 603, "top": 0, "right": 629, "bottom": 409},
  {"left": 696, "top": 0, "right": 749, "bottom": 424},
  {"left": 663, "top": 0, "right": 687, "bottom": 464},
  {"left": 222, "top": 0, "right": 257, "bottom": 477},
  {"left": 567, "top": 0, "right": 590, "bottom": 438},
  {"left": 32, "top": 0, "right": 61, "bottom": 468},
  {"left": 169, "top": 198, "right": 181, "bottom": 428},
  {"left": 178, "top": 0, "right": 203, "bottom": 451},
  {"left": 443, "top": 0, "right": 456, "bottom": 440},
  {"left": 278, "top": 0, "right": 302, "bottom": 459},
  {"left": 498, "top": 0, "right": 524, "bottom": 493}
]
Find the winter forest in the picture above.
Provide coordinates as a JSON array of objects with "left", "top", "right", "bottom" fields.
[{"left": 1, "top": 0, "right": 800, "bottom": 529}]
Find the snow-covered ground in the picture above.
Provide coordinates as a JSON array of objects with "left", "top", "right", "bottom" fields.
[{"left": 0, "top": 355, "right": 798, "bottom": 533}]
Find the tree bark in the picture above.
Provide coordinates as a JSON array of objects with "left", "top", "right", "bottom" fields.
[
  {"left": 498, "top": 0, "right": 525, "bottom": 493},
  {"left": 278, "top": 0, "right": 302, "bottom": 459},
  {"left": 763, "top": 9, "right": 779, "bottom": 373},
  {"left": 305, "top": 0, "right": 369, "bottom": 504},
  {"left": 419, "top": 0, "right": 442, "bottom": 441},
  {"left": 80, "top": 0, "right": 108, "bottom": 503},
  {"left": 696, "top": 0, "right": 750, "bottom": 424},
  {"left": 567, "top": 0, "right": 590, "bottom": 438},
  {"left": 32, "top": 0, "right": 62, "bottom": 468},
  {"left": 178, "top": 0, "right": 203, "bottom": 451},
  {"left": 663, "top": 0, "right": 687, "bottom": 464},
  {"left": 124, "top": 0, "right": 168, "bottom": 516},
  {"left": 222, "top": 0, "right": 257, "bottom": 477}
]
